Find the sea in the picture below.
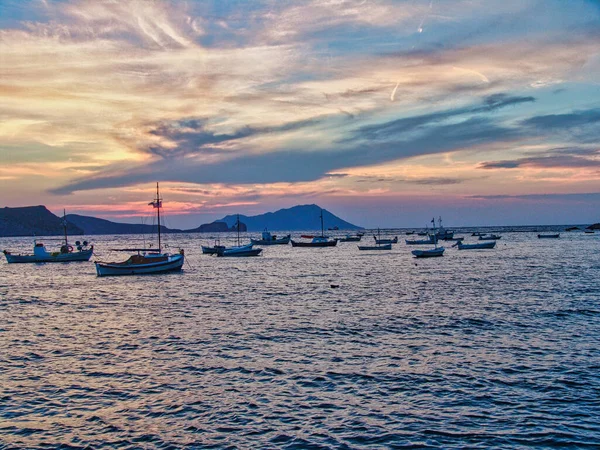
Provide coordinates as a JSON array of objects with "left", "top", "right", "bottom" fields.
[{"left": 1, "top": 226, "right": 599, "bottom": 449}]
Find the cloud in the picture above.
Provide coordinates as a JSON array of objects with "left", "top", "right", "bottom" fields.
[
  {"left": 521, "top": 108, "right": 600, "bottom": 130},
  {"left": 469, "top": 192, "right": 600, "bottom": 202},
  {"left": 479, "top": 147, "right": 600, "bottom": 169}
]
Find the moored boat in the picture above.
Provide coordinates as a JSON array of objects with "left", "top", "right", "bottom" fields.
[
  {"left": 358, "top": 243, "right": 392, "bottom": 251},
  {"left": 479, "top": 234, "right": 501, "bottom": 240},
  {"left": 406, "top": 236, "right": 436, "bottom": 245},
  {"left": 217, "top": 215, "right": 261, "bottom": 257},
  {"left": 411, "top": 217, "right": 445, "bottom": 257},
  {"left": 291, "top": 209, "right": 337, "bottom": 248},
  {"left": 338, "top": 234, "right": 362, "bottom": 242},
  {"left": 95, "top": 183, "right": 184, "bottom": 276},
  {"left": 455, "top": 241, "right": 496, "bottom": 250},
  {"left": 538, "top": 233, "right": 560, "bottom": 239},
  {"left": 3, "top": 210, "right": 93, "bottom": 263},
  {"left": 411, "top": 247, "right": 445, "bottom": 258},
  {"left": 250, "top": 230, "right": 291, "bottom": 245}
]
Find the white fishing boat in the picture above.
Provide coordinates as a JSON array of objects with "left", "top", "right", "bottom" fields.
[
  {"left": 95, "top": 183, "right": 184, "bottom": 276},
  {"left": 250, "top": 230, "right": 291, "bottom": 245},
  {"left": 455, "top": 241, "right": 496, "bottom": 250},
  {"left": 3, "top": 210, "right": 93, "bottom": 263},
  {"left": 217, "top": 215, "right": 262, "bottom": 257}
]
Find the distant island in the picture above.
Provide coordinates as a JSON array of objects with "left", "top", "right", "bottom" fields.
[{"left": 0, "top": 204, "right": 361, "bottom": 237}]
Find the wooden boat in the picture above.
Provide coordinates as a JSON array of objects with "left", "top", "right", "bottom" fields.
[
  {"left": 217, "top": 246, "right": 262, "bottom": 257},
  {"left": 95, "top": 183, "right": 184, "bottom": 276},
  {"left": 291, "top": 209, "right": 337, "bottom": 247},
  {"left": 479, "top": 234, "right": 501, "bottom": 240},
  {"left": 411, "top": 217, "right": 444, "bottom": 257},
  {"left": 538, "top": 233, "right": 560, "bottom": 239},
  {"left": 201, "top": 244, "right": 226, "bottom": 255},
  {"left": 584, "top": 230, "right": 595, "bottom": 234},
  {"left": 250, "top": 230, "right": 291, "bottom": 245},
  {"left": 455, "top": 241, "right": 496, "bottom": 250},
  {"left": 433, "top": 216, "right": 453, "bottom": 240},
  {"left": 217, "top": 215, "right": 261, "bottom": 257},
  {"left": 411, "top": 247, "right": 445, "bottom": 257},
  {"left": 3, "top": 210, "right": 93, "bottom": 263},
  {"left": 472, "top": 232, "right": 484, "bottom": 236},
  {"left": 373, "top": 234, "right": 398, "bottom": 244},
  {"left": 406, "top": 236, "right": 436, "bottom": 245},
  {"left": 405, "top": 231, "right": 415, "bottom": 235},
  {"left": 338, "top": 235, "right": 362, "bottom": 242},
  {"left": 358, "top": 243, "right": 392, "bottom": 251},
  {"left": 442, "top": 236, "right": 464, "bottom": 242},
  {"left": 359, "top": 229, "right": 391, "bottom": 250}
]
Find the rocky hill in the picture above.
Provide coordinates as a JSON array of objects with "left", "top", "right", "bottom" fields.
[{"left": 0, "top": 206, "right": 84, "bottom": 237}]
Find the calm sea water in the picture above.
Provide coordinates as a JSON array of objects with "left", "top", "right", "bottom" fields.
[{"left": 1, "top": 228, "right": 599, "bottom": 449}]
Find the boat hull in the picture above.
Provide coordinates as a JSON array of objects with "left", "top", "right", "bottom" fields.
[
  {"left": 537, "top": 234, "right": 560, "bottom": 239},
  {"left": 217, "top": 248, "right": 262, "bottom": 257},
  {"left": 95, "top": 254, "right": 184, "bottom": 276},
  {"left": 338, "top": 237, "right": 362, "bottom": 242},
  {"left": 457, "top": 241, "right": 496, "bottom": 250},
  {"left": 291, "top": 240, "right": 337, "bottom": 247},
  {"left": 358, "top": 244, "right": 392, "bottom": 250},
  {"left": 411, "top": 247, "right": 445, "bottom": 258},
  {"left": 405, "top": 239, "right": 436, "bottom": 245},
  {"left": 3, "top": 248, "right": 93, "bottom": 263}
]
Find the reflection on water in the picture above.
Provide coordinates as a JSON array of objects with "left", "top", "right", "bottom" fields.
[{"left": 1, "top": 230, "right": 599, "bottom": 448}]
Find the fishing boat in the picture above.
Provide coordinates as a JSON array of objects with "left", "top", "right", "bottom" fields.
[
  {"left": 3, "top": 210, "right": 93, "bottom": 263},
  {"left": 537, "top": 233, "right": 560, "bottom": 239},
  {"left": 338, "top": 234, "right": 362, "bottom": 242},
  {"left": 217, "top": 215, "right": 262, "bottom": 257},
  {"left": 358, "top": 243, "right": 392, "bottom": 251},
  {"left": 405, "top": 236, "right": 436, "bottom": 245},
  {"left": 250, "top": 230, "right": 291, "bottom": 245},
  {"left": 291, "top": 209, "right": 337, "bottom": 247},
  {"left": 95, "top": 183, "right": 184, "bottom": 276},
  {"left": 584, "top": 230, "right": 595, "bottom": 234},
  {"left": 433, "top": 216, "right": 453, "bottom": 240},
  {"left": 479, "top": 234, "right": 501, "bottom": 240},
  {"left": 201, "top": 242, "right": 226, "bottom": 255},
  {"left": 373, "top": 230, "right": 398, "bottom": 244},
  {"left": 405, "top": 231, "right": 415, "bottom": 235},
  {"left": 359, "top": 229, "right": 392, "bottom": 250},
  {"left": 411, "top": 217, "right": 445, "bottom": 258},
  {"left": 455, "top": 241, "right": 496, "bottom": 250}
]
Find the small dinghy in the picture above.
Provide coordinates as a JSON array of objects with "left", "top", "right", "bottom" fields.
[{"left": 455, "top": 241, "right": 496, "bottom": 250}]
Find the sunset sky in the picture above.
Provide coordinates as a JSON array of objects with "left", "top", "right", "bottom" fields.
[{"left": 1, "top": 0, "right": 599, "bottom": 228}]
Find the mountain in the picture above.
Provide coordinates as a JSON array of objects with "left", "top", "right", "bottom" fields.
[
  {"left": 65, "top": 214, "right": 179, "bottom": 235},
  {"left": 1, "top": 204, "right": 359, "bottom": 236},
  {"left": 0, "top": 206, "right": 84, "bottom": 237},
  {"left": 219, "top": 204, "right": 362, "bottom": 231},
  {"left": 186, "top": 220, "right": 247, "bottom": 233}
]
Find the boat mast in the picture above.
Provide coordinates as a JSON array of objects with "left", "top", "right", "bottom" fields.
[
  {"left": 63, "top": 209, "right": 68, "bottom": 246},
  {"left": 156, "top": 182, "right": 161, "bottom": 252},
  {"left": 320, "top": 209, "right": 324, "bottom": 237},
  {"left": 237, "top": 214, "right": 240, "bottom": 246}
]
